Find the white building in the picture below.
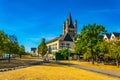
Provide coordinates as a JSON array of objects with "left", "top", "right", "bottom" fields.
[
  {"left": 30, "top": 48, "right": 38, "bottom": 56},
  {"left": 103, "top": 32, "right": 120, "bottom": 41}
]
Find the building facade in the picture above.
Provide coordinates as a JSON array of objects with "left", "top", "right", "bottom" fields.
[
  {"left": 30, "top": 48, "right": 38, "bottom": 56},
  {"left": 63, "top": 13, "right": 77, "bottom": 39},
  {"left": 46, "top": 13, "right": 77, "bottom": 54},
  {"left": 103, "top": 32, "right": 120, "bottom": 41}
]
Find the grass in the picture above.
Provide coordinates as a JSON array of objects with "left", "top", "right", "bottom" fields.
[
  {"left": 60, "top": 60, "right": 120, "bottom": 72},
  {"left": 0, "top": 63, "right": 119, "bottom": 80}
]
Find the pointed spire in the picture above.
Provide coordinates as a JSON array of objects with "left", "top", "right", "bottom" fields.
[
  {"left": 68, "top": 12, "right": 72, "bottom": 24},
  {"left": 69, "top": 12, "right": 71, "bottom": 19},
  {"left": 67, "top": 12, "right": 74, "bottom": 28}
]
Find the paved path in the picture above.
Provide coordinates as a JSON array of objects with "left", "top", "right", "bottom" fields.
[{"left": 55, "top": 61, "right": 120, "bottom": 78}]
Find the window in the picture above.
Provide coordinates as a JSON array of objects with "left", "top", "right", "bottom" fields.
[
  {"left": 53, "top": 44, "right": 55, "bottom": 50},
  {"left": 51, "top": 45, "right": 53, "bottom": 50},
  {"left": 60, "top": 43, "right": 65, "bottom": 48},
  {"left": 48, "top": 46, "right": 51, "bottom": 50},
  {"left": 66, "top": 43, "right": 70, "bottom": 49},
  {"left": 48, "top": 46, "right": 52, "bottom": 53},
  {"left": 51, "top": 44, "right": 57, "bottom": 50},
  {"left": 55, "top": 43, "right": 57, "bottom": 49},
  {"left": 104, "top": 38, "right": 107, "bottom": 40},
  {"left": 112, "top": 36, "right": 115, "bottom": 39}
]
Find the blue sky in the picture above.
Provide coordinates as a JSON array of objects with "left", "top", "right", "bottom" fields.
[{"left": 0, "top": 0, "right": 120, "bottom": 51}]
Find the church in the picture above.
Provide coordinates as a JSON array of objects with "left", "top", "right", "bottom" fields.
[{"left": 46, "top": 13, "right": 77, "bottom": 54}]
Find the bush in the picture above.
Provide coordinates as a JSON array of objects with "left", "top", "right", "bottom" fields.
[{"left": 55, "top": 52, "right": 64, "bottom": 60}]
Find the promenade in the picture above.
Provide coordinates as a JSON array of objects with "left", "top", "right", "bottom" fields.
[{"left": 55, "top": 61, "right": 120, "bottom": 78}]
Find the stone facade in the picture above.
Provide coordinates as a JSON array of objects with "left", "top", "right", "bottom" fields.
[{"left": 63, "top": 13, "right": 77, "bottom": 39}]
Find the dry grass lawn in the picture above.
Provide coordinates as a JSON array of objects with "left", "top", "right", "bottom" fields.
[
  {"left": 63, "top": 60, "right": 120, "bottom": 72},
  {"left": 0, "top": 63, "right": 119, "bottom": 80}
]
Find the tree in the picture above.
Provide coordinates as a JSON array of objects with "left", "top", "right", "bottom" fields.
[
  {"left": 75, "top": 24, "right": 106, "bottom": 64},
  {"left": 5, "top": 35, "right": 19, "bottom": 63},
  {"left": 99, "top": 41, "right": 109, "bottom": 55},
  {"left": 109, "top": 38, "right": 120, "bottom": 67},
  {"left": 0, "top": 30, "right": 8, "bottom": 54},
  {"left": 99, "top": 41, "right": 109, "bottom": 61},
  {"left": 59, "top": 48, "right": 69, "bottom": 60},
  {"left": 74, "top": 34, "right": 87, "bottom": 60},
  {"left": 18, "top": 45, "right": 25, "bottom": 58},
  {"left": 0, "top": 30, "right": 23, "bottom": 61},
  {"left": 38, "top": 38, "right": 48, "bottom": 58}
]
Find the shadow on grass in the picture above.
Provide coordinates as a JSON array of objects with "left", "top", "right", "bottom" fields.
[{"left": 0, "top": 59, "right": 43, "bottom": 69}]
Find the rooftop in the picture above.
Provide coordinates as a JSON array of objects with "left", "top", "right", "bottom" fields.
[{"left": 46, "top": 33, "right": 73, "bottom": 44}]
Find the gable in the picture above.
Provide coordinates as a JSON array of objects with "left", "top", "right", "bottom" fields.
[{"left": 58, "top": 33, "right": 73, "bottom": 41}]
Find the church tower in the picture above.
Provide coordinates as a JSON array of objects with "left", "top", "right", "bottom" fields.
[{"left": 63, "top": 13, "right": 77, "bottom": 39}]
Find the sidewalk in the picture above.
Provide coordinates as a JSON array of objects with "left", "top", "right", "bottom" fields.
[{"left": 55, "top": 61, "right": 120, "bottom": 78}]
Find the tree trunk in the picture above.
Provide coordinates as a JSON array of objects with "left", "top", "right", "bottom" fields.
[
  {"left": 116, "top": 59, "right": 119, "bottom": 68},
  {"left": 91, "top": 48, "right": 94, "bottom": 64},
  {"left": 38, "top": 54, "right": 40, "bottom": 58},
  {"left": 90, "top": 45, "right": 94, "bottom": 64},
  {"left": 20, "top": 54, "right": 22, "bottom": 59},
  {"left": 8, "top": 54, "right": 11, "bottom": 63},
  {"left": 77, "top": 55, "right": 80, "bottom": 60},
  {"left": 64, "top": 56, "right": 66, "bottom": 60},
  {"left": 91, "top": 56, "right": 94, "bottom": 64}
]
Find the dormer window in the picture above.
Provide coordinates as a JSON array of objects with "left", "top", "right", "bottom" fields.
[
  {"left": 104, "top": 38, "right": 107, "bottom": 40},
  {"left": 112, "top": 36, "right": 115, "bottom": 39}
]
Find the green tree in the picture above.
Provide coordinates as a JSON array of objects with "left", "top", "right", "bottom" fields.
[
  {"left": 99, "top": 41, "right": 109, "bottom": 55},
  {"left": 0, "top": 30, "right": 8, "bottom": 54},
  {"left": 5, "top": 35, "right": 19, "bottom": 63},
  {"left": 83, "top": 51, "right": 91, "bottom": 60},
  {"left": 59, "top": 48, "right": 69, "bottom": 60},
  {"left": 18, "top": 45, "right": 25, "bottom": 58},
  {"left": 99, "top": 41, "right": 109, "bottom": 61},
  {"left": 38, "top": 38, "right": 48, "bottom": 58},
  {"left": 109, "top": 38, "right": 120, "bottom": 67},
  {"left": 75, "top": 24, "right": 106, "bottom": 64},
  {"left": 74, "top": 34, "right": 87, "bottom": 60}
]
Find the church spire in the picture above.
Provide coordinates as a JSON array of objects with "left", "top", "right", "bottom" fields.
[
  {"left": 63, "top": 12, "right": 77, "bottom": 38},
  {"left": 67, "top": 12, "right": 74, "bottom": 28},
  {"left": 68, "top": 12, "right": 72, "bottom": 25}
]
